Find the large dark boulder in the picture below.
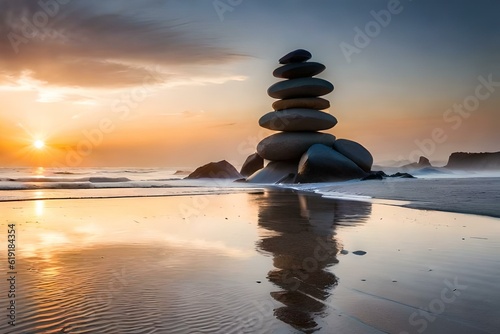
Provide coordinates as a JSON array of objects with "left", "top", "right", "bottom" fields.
[
  {"left": 296, "top": 144, "right": 368, "bottom": 183},
  {"left": 186, "top": 160, "right": 242, "bottom": 179},
  {"left": 332, "top": 139, "right": 373, "bottom": 172},
  {"left": 240, "top": 153, "right": 264, "bottom": 177},
  {"left": 246, "top": 160, "right": 299, "bottom": 184}
]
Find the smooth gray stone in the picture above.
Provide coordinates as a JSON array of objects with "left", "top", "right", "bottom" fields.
[
  {"left": 279, "top": 49, "right": 312, "bottom": 64},
  {"left": 352, "top": 251, "right": 367, "bottom": 256},
  {"left": 273, "top": 97, "right": 330, "bottom": 111},
  {"left": 333, "top": 139, "right": 373, "bottom": 172},
  {"left": 186, "top": 160, "right": 242, "bottom": 179},
  {"left": 257, "top": 132, "right": 336, "bottom": 161},
  {"left": 268, "top": 78, "right": 334, "bottom": 99},
  {"left": 259, "top": 109, "right": 337, "bottom": 132},
  {"left": 246, "top": 160, "right": 299, "bottom": 184},
  {"left": 296, "top": 144, "right": 368, "bottom": 183},
  {"left": 240, "top": 153, "right": 264, "bottom": 177},
  {"left": 273, "top": 62, "right": 326, "bottom": 79}
]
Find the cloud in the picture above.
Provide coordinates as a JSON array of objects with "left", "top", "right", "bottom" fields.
[
  {"left": 181, "top": 110, "right": 205, "bottom": 118},
  {"left": 207, "top": 122, "right": 236, "bottom": 128},
  {"left": 156, "top": 109, "right": 206, "bottom": 118},
  {"left": 0, "top": 0, "right": 246, "bottom": 90}
]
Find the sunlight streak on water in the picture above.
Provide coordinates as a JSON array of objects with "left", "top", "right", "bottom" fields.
[{"left": 34, "top": 200, "right": 44, "bottom": 216}]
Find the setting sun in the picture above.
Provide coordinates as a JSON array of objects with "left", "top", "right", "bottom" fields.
[{"left": 34, "top": 140, "right": 45, "bottom": 150}]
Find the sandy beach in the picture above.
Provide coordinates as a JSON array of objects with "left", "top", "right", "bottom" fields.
[
  {"left": 1, "top": 189, "right": 499, "bottom": 333},
  {"left": 292, "top": 177, "right": 500, "bottom": 218}
]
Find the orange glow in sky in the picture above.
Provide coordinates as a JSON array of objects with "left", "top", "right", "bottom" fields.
[{"left": 0, "top": 1, "right": 499, "bottom": 168}]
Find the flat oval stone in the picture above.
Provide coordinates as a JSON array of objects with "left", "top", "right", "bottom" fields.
[
  {"left": 268, "top": 78, "right": 334, "bottom": 99},
  {"left": 273, "top": 62, "right": 326, "bottom": 79},
  {"left": 259, "top": 109, "right": 337, "bottom": 132},
  {"left": 279, "top": 49, "right": 312, "bottom": 64},
  {"left": 257, "top": 132, "right": 336, "bottom": 161},
  {"left": 273, "top": 97, "right": 330, "bottom": 111}
]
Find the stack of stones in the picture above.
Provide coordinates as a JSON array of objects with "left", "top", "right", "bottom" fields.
[{"left": 246, "top": 49, "right": 373, "bottom": 183}]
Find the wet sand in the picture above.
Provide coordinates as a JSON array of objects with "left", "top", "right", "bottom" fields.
[
  {"left": 299, "top": 177, "right": 500, "bottom": 218},
  {"left": 0, "top": 190, "right": 499, "bottom": 333}
]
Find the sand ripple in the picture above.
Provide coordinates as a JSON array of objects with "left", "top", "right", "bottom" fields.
[{"left": 0, "top": 246, "right": 282, "bottom": 334}]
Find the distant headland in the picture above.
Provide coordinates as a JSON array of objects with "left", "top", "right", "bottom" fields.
[{"left": 445, "top": 151, "right": 500, "bottom": 170}]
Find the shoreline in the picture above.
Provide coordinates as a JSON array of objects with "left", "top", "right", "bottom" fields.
[
  {"left": 288, "top": 177, "right": 500, "bottom": 218},
  {"left": 2, "top": 176, "right": 499, "bottom": 219}
]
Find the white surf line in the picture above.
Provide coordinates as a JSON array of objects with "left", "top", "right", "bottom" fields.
[
  {"left": 310, "top": 187, "right": 418, "bottom": 210},
  {"left": 276, "top": 184, "right": 373, "bottom": 201},
  {"left": 294, "top": 289, "right": 389, "bottom": 334}
]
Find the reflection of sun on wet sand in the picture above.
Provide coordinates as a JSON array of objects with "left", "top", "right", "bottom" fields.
[
  {"left": 1, "top": 189, "right": 500, "bottom": 333},
  {"left": 255, "top": 190, "right": 371, "bottom": 332}
]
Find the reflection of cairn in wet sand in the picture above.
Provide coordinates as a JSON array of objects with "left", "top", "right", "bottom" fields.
[{"left": 256, "top": 191, "right": 371, "bottom": 332}]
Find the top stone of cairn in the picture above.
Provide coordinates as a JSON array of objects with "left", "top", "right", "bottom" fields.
[{"left": 279, "top": 49, "right": 312, "bottom": 64}]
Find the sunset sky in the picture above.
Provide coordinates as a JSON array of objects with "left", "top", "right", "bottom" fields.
[{"left": 0, "top": 0, "right": 499, "bottom": 167}]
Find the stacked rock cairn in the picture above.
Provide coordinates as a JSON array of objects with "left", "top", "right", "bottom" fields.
[{"left": 246, "top": 49, "right": 373, "bottom": 183}]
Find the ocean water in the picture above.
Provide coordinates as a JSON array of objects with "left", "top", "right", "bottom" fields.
[
  {"left": 0, "top": 167, "right": 256, "bottom": 202},
  {"left": 1, "top": 167, "right": 500, "bottom": 217},
  {"left": 0, "top": 167, "right": 185, "bottom": 189}
]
